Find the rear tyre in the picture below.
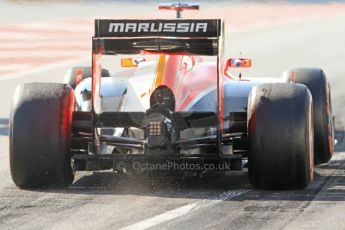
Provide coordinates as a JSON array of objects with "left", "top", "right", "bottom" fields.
[
  {"left": 248, "top": 83, "right": 313, "bottom": 190},
  {"left": 64, "top": 66, "right": 110, "bottom": 89},
  {"left": 10, "top": 83, "right": 75, "bottom": 188},
  {"left": 283, "top": 68, "right": 334, "bottom": 165}
]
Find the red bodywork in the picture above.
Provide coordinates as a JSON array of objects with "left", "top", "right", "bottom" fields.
[{"left": 152, "top": 54, "right": 226, "bottom": 131}]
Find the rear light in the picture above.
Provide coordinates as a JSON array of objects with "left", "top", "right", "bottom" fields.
[
  {"left": 148, "top": 121, "right": 164, "bottom": 136},
  {"left": 147, "top": 120, "right": 169, "bottom": 148}
]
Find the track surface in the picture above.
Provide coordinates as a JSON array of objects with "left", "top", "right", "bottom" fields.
[{"left": 1, "top": 2, "right": 345, "bottom": 230}]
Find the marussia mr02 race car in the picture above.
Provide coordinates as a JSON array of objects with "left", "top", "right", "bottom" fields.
[{"left": 9, "top": 3, "right": 334, "bottom": 190}]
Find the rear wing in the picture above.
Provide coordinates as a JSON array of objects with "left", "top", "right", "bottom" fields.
[
  {"left": 93, "top": 19, "right": 223, "bottom": 56},
  {"left": 91, "top": 18, "right": 226, "bottom": 150}
]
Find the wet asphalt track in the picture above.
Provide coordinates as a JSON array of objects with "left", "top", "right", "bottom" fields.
[{"left": 1, "top": 3, "right": 345, "bottom": 230}]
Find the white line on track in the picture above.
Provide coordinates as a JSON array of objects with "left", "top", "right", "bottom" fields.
[
  {"left": 0, "top": 57, "right": 90, "bottom": 82},
  {"left": 0, "top": 50, "right": 89, "bottom": 58},
  {"left": 119, "top": 189, "right": 249, "bottom": 230},
  {"left": 0, "top": 64, "right": 33, "bottom": 71},
  {"left": 13, "top": 22, "right": 92, "bottom": 32},
  {"left": 0, "top": 33, "right": 87, "bottom": 40},
  {"left": 0, "top": 41, "right": 89, "bottom": 49}
]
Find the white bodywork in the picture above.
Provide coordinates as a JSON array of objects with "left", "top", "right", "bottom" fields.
[
  {"left": 74, "top": 61, "right": 285, "bottom": 114},
  {"left": 74, "top": 61, "right": 157, "bottom": 113}
]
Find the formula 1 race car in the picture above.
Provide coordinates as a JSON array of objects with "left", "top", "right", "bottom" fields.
[{"left": 9, "top": 2, "right": 334, "bottom": 190}]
